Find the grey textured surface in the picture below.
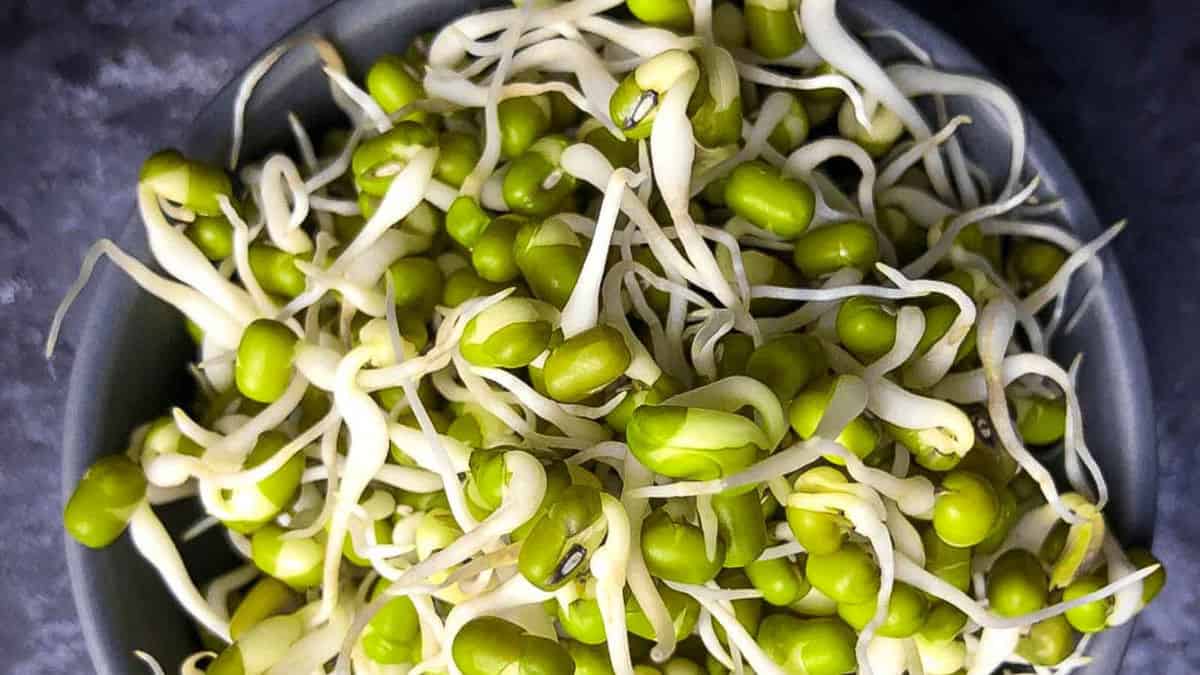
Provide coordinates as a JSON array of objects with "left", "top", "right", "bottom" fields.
[{"left": 0, "top": 1, "right": 1195, "bottom": 673}]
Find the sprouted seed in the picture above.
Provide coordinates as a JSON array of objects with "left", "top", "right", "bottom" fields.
[{"left": 55, "top": 1, "right": 1165, "bottom": 674}]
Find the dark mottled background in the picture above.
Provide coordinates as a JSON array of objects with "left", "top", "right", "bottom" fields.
[{"left": 0, "top": 1, "right": 1196, "bottom": 673}]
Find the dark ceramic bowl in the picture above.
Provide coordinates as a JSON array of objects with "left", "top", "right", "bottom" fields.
[{"left": 62, "top": 1, "right": 1156, "bottom": 673}]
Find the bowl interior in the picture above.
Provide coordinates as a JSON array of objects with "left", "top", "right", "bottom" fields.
[{"left": 63, "top": 1, "right": 1156, "bottom": 673}]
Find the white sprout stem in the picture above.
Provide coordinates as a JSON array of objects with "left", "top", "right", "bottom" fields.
[
  {"left": 306, "top": 128, "right": 364, "bottom": 193},
  {"left": 357, "top": 288, "right": 514, "bottom": 391},
  {"left": 788, "top": 491, "right": 894, "bottom": 675},
  {"left": 333, "top": 147, "right": 438, "bottom": 269},
  {"left": 259, "top": 154, "right": 314, "bottom": 254},
  {"left": 133, "top": 651, "right": 168, "bottom": 675},
  {"left": 786, "top": 138, "right": 879, "bottom": 227},
  {"left": 129, "top": 502, "right": 231, "bottom": 642},
  {"left": 180, "top": 403, "right": 336, "bottom": 487},
  {"left": 1021, "top": 220, "right": 1124, "bottom": 314},
  {"left": 391, "top": 452, "right": 546, "bottom": 588},
  {"left": 620, "top": 454, "right": 678, "bottom": 662},
  {"left": 413, "top": 593, "right": 446, "bottom": 659},
  {"left": 427, "top": 0, "right": 623, "bottom": 67},
  {"left": 437, "top": 543, "right": 521, "bottom": 593},
  {"left": 886, "top": 500, "right": 926, "bottom": 565},
  {"left": 458, "top": 9, "right": 528, "bottom": 198},
  {"left": 565, "top": 144, "right": 709, "bottom": 292},
  {"left": 974, "top": 502, "right": 1060, "bottom": 573},
  {"left": 736, "top": 62, "right": 870, "bottom": 127},
  {"left": 47, "top": 240, "right": 245, "bottom": 357},
  {"left": 887, "top": 63, "right": 1026, "bottom": 200},
  {"left": 305, "top": 194, "right": 358, "bottom": 215},
  {"left": 896, "top": 553, "right": 1160, "bottom": 630},
  {"left": 723, "top": 217, "right": 792, "bottom": 251},
  {"left": 222, "top": 197, "right": 281, "bottom": 316},
  {"left": 799, "top": 0, "right": 955, "bottom": 203},
  {"left": 877, "top": 185, "right": 957, "bottom": 225},
  {"left": 696, "top": 224, "right": 755, "bottom": 307},
  {"left": 869, "top": 377, "right": 974, "bottom": 457},
  {"left": 291, "top": 106, "right": 343, "bottom": 233},
  {"left": 628, "top": 260, "right": 716, "bottom": 308},
  {"left": 863, "top": 29, "right": 932, "bottom": 64},
  {"left": 506, "top": 40, "right": 622, "bottom": 124},
  {"left": 229, "top": 38, "right": 302, "bottom": 170},
  {"left": 294, "top": 342, "right": 341, "bottom": 390},
  {"left": 759, "top": 541, "right": 806, "bottom": 561},
  {"left": 951, "top": 248, "right": 1047, "bottom": 355},
  {"left": 699, "top": 610, "right": 737, "bottom": 670},
  {"left": 876, "top": 115, "right": 973, "bottom": 192},
  {"left": 629, "top": 440, "right": 826, "bottom": 500},
  {"left": 862, "top": 636, "right": 907, "bottom": 675},
  {"left": 665, "top": 582, "right": 786, "bottom": 675},
  {"left": 981, "top": 219, "right": 1084, "bottom": 252},
  {"left": 752, "top": 269, "right": 948, "bottom": 306},
  {"left": 227, "top": 530, "right": 252, "bottom": 560},
  {"left": 204, "top": 564, "right": 258, "bottom": 621},
  {"left": 323, "top": 66, "right": 392, "bottom": 133},
  {"left": 442, "top": 574, "right": 556, "bottom": 675},
  {"left": 876, "top": 266, "right": 977, "bottom": 389},
  {"left": 560, "top": 165, "right": 641, "bottom": 337},
  {"left": 562, "top": 391, "right": 632, "bottom": 419},
  {"left": 981, "top": 218, "right": 1106, "bottom": 340},
  {"left": 268, "top": 593, "right": 354, "bottom": 675},
  {"left": 388, "top": 424, "right": 472, "bottom": 474},
  {"left": 579, "top": 15, "right": 698, "bottom": 57},
  {"left": 650, "top": 73, "right": 744, "bottom": 314},
  {"left": 862, "top": 306, "right": 925, "bottom": 381},
  {"left": 822, "top": 436, "right": 935, "bottom": 518},
  {"left": 345, "top": 230, "right": 430, "bottom": 289},
  {"left": 697, "top": 493, "right": 720, "bottom": 562},
  {"left": 456, "top": 24, "right": 563, "bottom": 67},
  {"left": 689, "top": 310, "right": 736, "bottom": 380},
  {"left": 977, "top": 299, "right": 1082, "bottom": 524},
  {"left": 480, "top": 166, "right": 508, "bottom": 211},
  {"left": 936, "top": 97, "right": 981, "bottom": 210},
  {"left": 691, "top": 91, "right": 794, "bottom": 196},
  {"left": 469, "top": 366, "right": 612, "bottom": 441},
  {"left": 287, "top": 111, "right": 319, "bottom": 176},
  {"left": 757, "top": 267, "right": 864, "bottom": 337},
  {"left": 200, "top": 374, "right": 309, "bottom": 465},
  {"left": 932, "top": 352, "right": 1107, "bottom": 509},
  {"left": 903, "top": 177, "right": 1041, "bottom": 278},
  {"left": 280, "top": 151, "right": 439, "bottom": 318},
  {"left": 602, "top": 260, "right": 674, "bottom": 385},
  {"left": 967, "top": 627, "right": 1021, "bottom": 675},
  {"left": 385, "top": 278, "right": 480, "bottom": 532},
  {"left": 451, "top": 353, "right": 535, "bottom": 440},
  {"left": 1101, "top": 534, "right": 1142, "bottom": 626},
  {"left": 816, "top": 374, "right": 870, "bottom": 440},
  {"left": 316, "top": 346, "right": 390, "bottom": 625},
  {"left": 592, "top": 494, "right": 635, "bottom": 675},
  {"left": 304, "top": 458, "right": 443, "bottom": 493},
  {"left": 137, "top": 185, "right": 259, "bottom": 323},
  {"left": 650, "top": 271, "right": 691, "bottom": 380}
]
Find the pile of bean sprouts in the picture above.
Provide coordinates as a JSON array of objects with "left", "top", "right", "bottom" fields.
[{"left": 52, "top": 1, "right": 1164, "bottom": 675}]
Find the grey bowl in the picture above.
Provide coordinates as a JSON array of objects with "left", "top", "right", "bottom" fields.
[{"left": 62, "top": 0, "right": 1157, "bottom": 673}]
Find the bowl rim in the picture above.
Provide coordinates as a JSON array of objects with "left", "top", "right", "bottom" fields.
[{"left": 61, "top": 0, "right": 1157, "bottom": 672}]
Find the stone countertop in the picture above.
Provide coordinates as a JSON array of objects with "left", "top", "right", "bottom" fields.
[{"left": 0, "top": 1, "right": 1195, "bottom": 673}]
